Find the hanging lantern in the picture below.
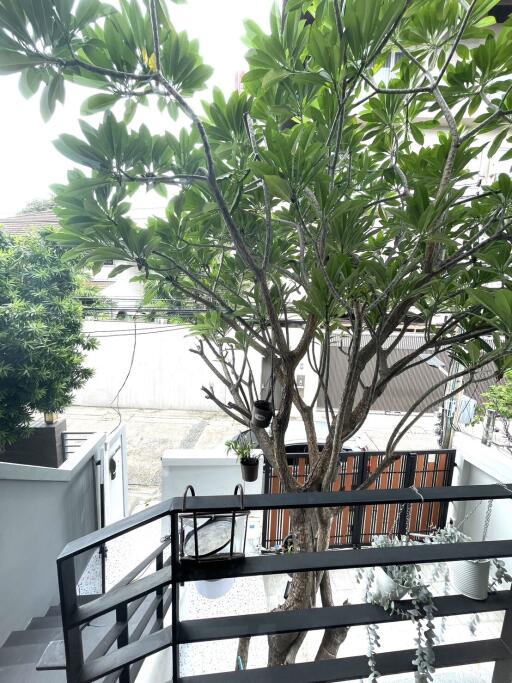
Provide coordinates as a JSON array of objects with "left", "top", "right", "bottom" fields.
[{"left": 179, "top": 484, "right": 249, "bottom": 563}]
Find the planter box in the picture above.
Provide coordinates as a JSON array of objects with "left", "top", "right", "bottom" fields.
[{"left": 0, "top": 418, "right": 67, "bottom": 468}]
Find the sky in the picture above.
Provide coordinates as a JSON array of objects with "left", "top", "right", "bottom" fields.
[{"left": 0, "top": 1, "right": 273, "bottom": 217}]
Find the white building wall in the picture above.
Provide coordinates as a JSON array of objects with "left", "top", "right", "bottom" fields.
[
  {"left": 74, "top": 320, "right": 263, "bottom": 411},
  {"left": 450, "top": 429, "right": 512, "bottom": 571}
]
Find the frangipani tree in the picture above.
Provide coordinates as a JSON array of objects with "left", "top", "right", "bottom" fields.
[{"left": 2, "top": 0, "right": 512, "bottom": 668}]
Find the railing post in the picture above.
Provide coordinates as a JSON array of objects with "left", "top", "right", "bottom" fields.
[
  {"left": 116, "top": 603, "right": 130, "bottom": 683},
  {"left": 57, "top": 556, "right": 83, "bottom": 683},
  {"left": 261, "top": 459, "right": 269, "bottom": 548},
  {"left": 351, "top": 451, "right": 369, "bottom": 547},
  {"left": 156, "top": 551, "right": 164, "bottom": 621},
  {"left": 399, "top": 452, "right": 417, "bottom": 536},
  {"left": 493, "top": 601, "right": 512, "bottom": 682},
  {"left": 171, "top": 511, "right": 180, "bottom": 682}
]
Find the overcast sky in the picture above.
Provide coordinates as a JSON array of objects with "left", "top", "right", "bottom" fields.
[{"left": 0, "top": 1, "right": 273, "bottom": 217}]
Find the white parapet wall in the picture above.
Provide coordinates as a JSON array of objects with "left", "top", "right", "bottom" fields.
[
  {"left": 161, "top": 448, "right": 263, "bottom": 501},
  {"left": 451, "top": 428, "right": 512, "bottom": 570}
]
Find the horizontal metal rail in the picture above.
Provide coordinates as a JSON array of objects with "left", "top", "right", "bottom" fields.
[
  {"left": 80, "top": 624, "right": 172, "bottom": 683},
  {"left": 72, "top": 559, "right": 171, "bottom": 627},
  {"left": 176, "top": 539, "right": 512, "bottom": 582},
  {"left": 178, "top": 589, "right": 512, "bottom": 643},
  {"left": 58, "top": 482, "right": 512, "bottom": 561},
  {"left": 178, "top": 638, "right": 511, "bottom": 683},
  {"left": 55, "top": 482, "right": 512, "bottom": 683}
]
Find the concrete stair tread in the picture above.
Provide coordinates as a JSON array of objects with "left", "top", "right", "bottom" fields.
[
  {"left": 27, "top": 616, "right": 62, "bottom": 630},
  {"left": 0, "top": 642, "right": 48, "bottom": 667},
  {"left": 0, "top": 662, "right": 67, "bottom": 682},
  {"left": 4, "top": 627, "right": 63, "bottom": 647},
  {"left": 45, "top": 594, "right": 101, "bottom": 618}
]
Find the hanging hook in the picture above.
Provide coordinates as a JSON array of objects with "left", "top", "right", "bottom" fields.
[
  {"left": 182, "top": 484, "right": 196, "bottom": 510},
  {"left": 234, "top": 483, "right": 245, "bottom": 510}
]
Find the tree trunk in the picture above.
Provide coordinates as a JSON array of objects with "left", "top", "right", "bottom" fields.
[{"left": 266, "top": 506, "right": 348, "bottom": 666}]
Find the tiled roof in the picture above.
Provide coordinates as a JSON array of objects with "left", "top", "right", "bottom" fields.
[{"left": 0, "top": 210, "right": 59, "bottom": 235}]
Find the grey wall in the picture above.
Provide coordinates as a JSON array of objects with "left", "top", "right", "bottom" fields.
[{"left": 0, "top": 459, "right": 97, "bottom": 646}]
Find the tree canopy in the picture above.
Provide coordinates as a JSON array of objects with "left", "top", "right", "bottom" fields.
[
  {"left": 2, "top": 0, "right": 512, "bottom": 670},
  {"left": 0, "top": 231, "right": 95, "bottom": 448}
]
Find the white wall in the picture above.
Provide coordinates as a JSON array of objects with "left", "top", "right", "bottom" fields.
[
  {"left": 74, "top": 320, "right": 263, "bottom": 411},
  {"left": 451, "top": 429, "right": 512, "bottom": 571},
  {"left": 0, "top": 436, "right": 103, "bottom": 645}
]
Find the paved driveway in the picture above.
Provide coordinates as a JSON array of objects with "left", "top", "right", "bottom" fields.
[{"left": 62, "top": 406, "right": 438, "bottom": 507}]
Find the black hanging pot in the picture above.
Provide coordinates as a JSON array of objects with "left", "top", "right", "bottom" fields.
[
  {"left": 241, "top": 457, "right": 260, "bottom": 482},
  {"left": 251, "top": 400, "right": 273, "bottom": 428}
]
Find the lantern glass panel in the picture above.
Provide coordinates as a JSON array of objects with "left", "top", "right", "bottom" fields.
[{"left": 180, "top": 512, "right": 249, "bottom": 562}]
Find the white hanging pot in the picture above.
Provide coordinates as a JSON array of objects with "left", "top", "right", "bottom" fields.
[
  {"left": 195, "top": 577, "right": 235, "bottom": 600},
  {"left": 450, "top": 559, "right": 490, "bottom": 600},
  {"left": 373, "top": 566, "right": 410, "bottom": 601}
]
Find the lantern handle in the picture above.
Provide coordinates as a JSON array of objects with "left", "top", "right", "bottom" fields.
[
  {"left": 234, "top": 483, "right": 244, "bottom": 510},
  {"left": 182, "top": 484, "right": 196, "bottom": 510}
]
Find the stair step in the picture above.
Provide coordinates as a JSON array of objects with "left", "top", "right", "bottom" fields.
[
  {"left": 0, "top": 663, "right": 66, "bottom": 682},
  {"left": 4, "top": 628, "right": 62, "bottom": 647},
  {"left": 46, "top": 595, "right": 100, "bottom": 618},
  {"left": 27, "top": 616, "right": 62, "bottom": 630},
  {"left": 0, "top": 642, "right": 48, "bottom": 667}
]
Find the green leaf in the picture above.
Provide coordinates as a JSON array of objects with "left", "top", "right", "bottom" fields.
[
  {"left": 81, "top": 92, "right": 120, "bottom": 115},
  {"left": 488, "top": 128, "right": 507, "bottom": 158},
  {"left": 18, "top": 67, "right": 41, "bottom": 98},
  {"left": 498, "top": 173, "right": 512, "bottom": 196},
  {"left": 0, "top": 50, "right": 42, "bottom": 75},
  {"left": 53, "top": 134, "right": 106, "bottom": 170},
  {"left": 40, "top": 82, "right": 54, "bottom": 122},
  {"left": 75, "top": 0, "right": 101, "bottom": 26},
  {"left": 124, "top": 98, "right": 137, "bottom": 124},
  {"left": 264, "top": 175, "right": 290, "bottom": 200}
]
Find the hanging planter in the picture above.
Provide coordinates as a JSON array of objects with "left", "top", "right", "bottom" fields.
[
  {"left": 226, "top": 435, "right": 261, "bottom": 483},
  {"left": 450, "top": 559, "right": 490, "bottom": 600},
  {"left": 373, "top": 566, "right": 410, "bottom": 601},
  {"left": 240, "top": 457, "right": 259, "bottom": 482},
  {"left": 251, "top": 400, "right": 273, "bottom": 428}
]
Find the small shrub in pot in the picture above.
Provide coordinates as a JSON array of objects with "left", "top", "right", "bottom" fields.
[{"left": 226, "top": 436, "right": 260, "bottom": 482}]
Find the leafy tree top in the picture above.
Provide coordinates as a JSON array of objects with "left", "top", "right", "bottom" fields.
[
  {"left": 17, "top": 197, "right": 56, "bottom": 214},
  {"left": 3, "top": 0, "right": 512, "bottom": 670},
  {"left": 1, "top": 0, "right": 512, "bottom": 472},
  {"left": 481, "top": 368, "right": 512, "bottom": 418},
  {"left": 0, "top": 231, "right": 95, "bottom": 448}
]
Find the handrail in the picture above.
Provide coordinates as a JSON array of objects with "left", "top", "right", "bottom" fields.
[
  {"left": 54, "top": 481, "right": 512, "bottom": 683},
  {"left": 58, "top": 498, "right": 171, "bottom": 559},
  {"left": 57, "top": 482, "right": 512, "bottom": 561}
]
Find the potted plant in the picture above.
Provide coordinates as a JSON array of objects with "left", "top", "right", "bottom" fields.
[
  {"left": 226, "top": 436, "right": 260, "bottom": 482},
  {"left": 430, "top": 525, "right": 491, "bottom": 600},
  {"left": 371, "top": 536, "right": 416, "bottom": 603},
  {"left": 359, "top": 528, "right": 512, "bottom": 680}
]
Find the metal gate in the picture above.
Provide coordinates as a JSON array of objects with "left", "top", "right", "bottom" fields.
[{"left": 261, "top": 449, "right": 456, "bottom": 548}]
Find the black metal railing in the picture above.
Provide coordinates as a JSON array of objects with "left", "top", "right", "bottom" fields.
[
  {"left": 44, "top": 483, "right": 512, "bottom": 683},
  {"left": 262, "top": 448, "right": 456, "bottom": 549}
]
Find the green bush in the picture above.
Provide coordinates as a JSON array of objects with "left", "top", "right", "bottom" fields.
[{"left": 0, "top": 231, "right": 96, "bottom": 448}]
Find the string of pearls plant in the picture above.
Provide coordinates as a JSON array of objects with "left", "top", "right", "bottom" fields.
[{"left": 356, "top": 527, "right": 512, "bottom": 682}]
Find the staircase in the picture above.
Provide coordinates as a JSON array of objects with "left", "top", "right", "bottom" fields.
[
  {"left": 0, "top": 587, "right": 170, "bottom": 683},
  {"left": 0, "top": 595, "right": 112, "bottom": 683}
]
